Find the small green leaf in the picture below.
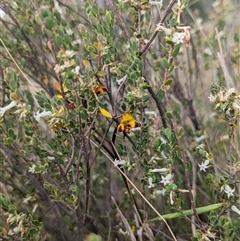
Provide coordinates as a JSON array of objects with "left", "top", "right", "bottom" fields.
[
  {"left": 40, "top": 8, "right": 51, "bottom": 18},
  {"left": 172, "top": 45, "right": 181, "bottom": 57},
  {"left": 9, "top": 70, "right": 19, "bottom": 91},
  {"left": 8, "top": 128, "right": 15, "bottom": 139},
  {"left": 45, "top": 142, "right": 54, "bottom": 151},
  {"left": 36, "top": 91, "right": 51, "bottom": 108},
  {"left": 55, "top": 35, "right": 64, "bottom": 46},
  {"left": 4, "top": 137, "right": 13, "bottom": 146},
  {"left": 85, "top": 233, "right": 103, "bottom": 241},
  {"left": 130, "top": 71, "right": 137, "bottom": 80},
  {"left": 45, "top": 17, "right": 54, "bottom": 30},
  {"left": 163, "top": 128, "right": 172, "bottom": 141},
  {"left": 85, "top": 45, "right": 96, "bottom": 53},
  {"left": 164, "top": 78, "right": 173, "bottom": 86},
  {"left": 28, "top": 228, "right": 39, "bottom": 236},
  {"left": 130, "top": 37, "right": 138, "bottom": 52},
  {"left": 207, "top": 153, "right": 214, "bottom": 160},
  {"left": 97, "top": 71, "right": 107, "bottom": 77},
  {"left": 182, "top": 0, "right": 190, "bottom": 6},
  {"left": 161, "top": 58, "right": 169, "bottom": 69},
  {"left": 105, "top": 11, "right": 113, "bottom": 27},
  {"left": 0, "top": 194, "right": 10, "bottom": 210},
  {"left": 166, "top": 111, "right": 173, "bottom": 119},
  {"left": 64, "top": 71, "right": 74, "bottom": 79},
  {"left": 178, "top": 127, "right": 183, "bottom": 137},
  {"left": 64, "top": 34, "right": 71, "bottom": 45}
]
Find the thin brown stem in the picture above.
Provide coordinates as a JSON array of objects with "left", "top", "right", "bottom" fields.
[
  {"left": 145, "top": 77, "right": 167, "bottom": 128},
  {"left": 106, "top": 0, "right": 131, "bottom": 41},
  {"left": 0, "top": 65, "right": 5, "bottom": 107},
  {"left": 140, "top": 0, "right": 177, "bottom": 56}
]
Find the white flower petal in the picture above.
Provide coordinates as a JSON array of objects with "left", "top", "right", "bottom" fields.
[
  {"left": 66, "top": 28, "right": 73, "bottom": 36},
  {"left": 231, "top": 205, "right": 240, "bottom": 215},
  {"left": 116, "top": 75, "right": 127, "bottom": 85},
  {"left": 172, "top": 32, "right": 186, "bottom": 44},
  {"left": 28, "top": 164, "right": 36, "bottom": 173},
  {"left": 224, "top": 185, "right": 235, "bottom": 198},
  {"left": 148, "top": 177, "right": 155, "bottom": 188},
  {"left": 113, "top": 159, "right": 126, "bottom": 167},
  {"left": 155, "top": 189, "right": 165, "bottom": 196},
  {"left": 151, "top": 168, "right": 167, "bottom": 173},
  {"left": 0, "top": 101, "right": 17, "bottom": 117},
  {"left": 34, "top": 110, "right": 52, "bottom": 122},
  {"left": 156, "top": 25, "right": 171, "bottom": 35},
  {"left": 160, "top": 174, "right": 173, "bottom": 186},
  {"left": 198, "top": 159, "right": 210, "bottom": 172}
]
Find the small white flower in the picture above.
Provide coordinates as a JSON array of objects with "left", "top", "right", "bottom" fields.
[
  {"left": 224, "top": 185, "right": 235, "bottom": 198},
  {"left": 34, "top": 110, "right": 52, "bottom": 122},
  {"left": 156, "top": 25, "right": 171, "bottom": 35},
  {"left": 218, "top": 30, "right": 225, "bottom": 38},
  {"left": 195, "top": 135, "right": 206, "bottom": 143},
  {"left": 131, "top": 188, "right": 135, "bottom": 195},
  {"left": 172, "top": 32, "right": 186, "bottom": 44},
  {"left": 0, "top": 100, "right": 17, "bottom": 117},
  {"left": 131, "top": 127, "right": 141, "bottom": 132},
  {"left": 28, "top": 164, "right": 36, "bottom": 173},
  {"left": 12, "top": 227, "right": 19, "bottom": 234},
  {"left": 225, "top": 88, "right": 235, "bottom": 99},
  {"left": 151, "top": 168, "right": 167, "bottom": 173},
  {"left": 23, "top": 196, "right": 32, "bottom": 204},
  {"left": 47, "top": 156, "right": 55, "bottom": 160},
  {"left": 196, "top": 18, "right": 203, "bottom": 30},
  {"left": 149, "top": 0, "right": 163, "bottom": 7},
  {"left": 54, "top": 1, "right": 63, "bottom": 14},
  {"left": 232, "top": 100, "right": 240, "bottom": 111},
  {"left": 113, "top": 159, "right": 126, "bottom": 167},
  {"left": 116, "top": 75, "right": 127, "bottom": 85},
  {"left": 72, "top": 39, "right": 82, "bottom": 45},
  {"left": 14, "top": 102, "right": 28, "bottom": 120},
  {"left": 155, "top": 188, "right": 165, "bottom": 196},
  {"left": 208, "top": 94, "right": 217, "bottom": 102},
  {"left": 66, "top": 28, "right": 73, "bottom": 36},
  {"left": 0, "top": 9, "right": 6, "bottom": 19},
  {"left": 65, "top": 50, "right": 77, "bottom": 58},
  {"left": 198, "top": 159, "right": 210, "bottom": 172},
  {"left": 92, "top": 174, "right": 99, "bottom": 181},
  {"left": 204, "top": 47, "right": 213, "bottom": 56},
  {"left": 145, "top": 110, "right": 157, "bottom": 117},
  {"left": 148, "top": 177, "right": 155, "bottom": 188},
  {"left": 73, "top": 65, "right": 80, "bottom": 74},
  {"left": 160, "top": 174, "right": 173, "bottom": 186},
  {"left": 231, "top": 205, "right": 240, "bottom": 215},
  {"left": 156, "top": 24, "right": 186, "bottom": 45}
]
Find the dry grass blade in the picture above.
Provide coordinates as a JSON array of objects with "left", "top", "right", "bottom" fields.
[
  {"left": 215, "top": 28, "right": 235, "bottom": 89},
  {"left": 143, "top": 221, "right": 155, "bottom": 241},
  {"left": 0, "top": 38, "right": 37, "bottom": 92},
  {"left": 111, "top": 196, "right": 137, "bottom": 241}
]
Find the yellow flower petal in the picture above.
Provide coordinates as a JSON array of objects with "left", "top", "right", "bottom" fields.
[
  {"left": 99, "top": 108, "right": 112, "bottom": 119},
  {"left": 94, "top": 84, "right": 107, "bottom": 95},
  {"left": 118, "top": 113, "right": 140, "bottom": 133},
  {"left": 82, "top": 60, "right": 90, "bottom": 67}
]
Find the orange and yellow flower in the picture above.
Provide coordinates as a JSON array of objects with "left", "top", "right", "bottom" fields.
[{"left": 117, "top": 113, "right": 140, "bottom": 134}]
